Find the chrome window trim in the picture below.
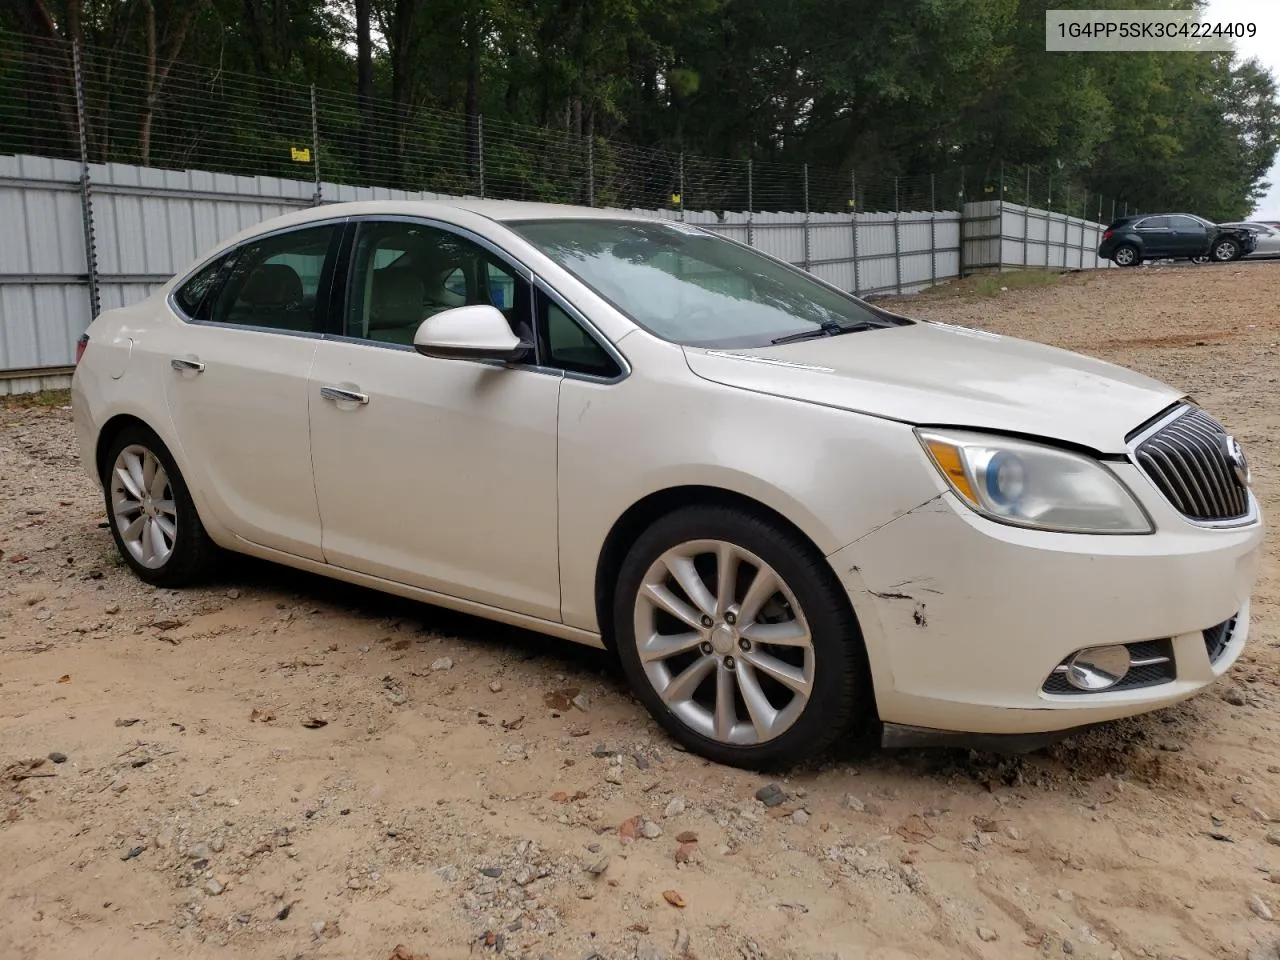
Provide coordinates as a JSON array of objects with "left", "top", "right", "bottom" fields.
[
  {"left": 1125, "top": 403, "right": 1259, "bottom": 529},
  {"left": 167, "top": 216, "right": 350, "bottom": 327},
  {"left": 343, "top": 213, "right": 534, "bottom": 282},
  {"left": 165, "top": 211, "right": 632, "bottom": 384},
  {"left": 335, "top": 215, "right": 630, "bottom": 384},
  {"left": 531, "top": 273, "right": 631, "bottom": 385}
]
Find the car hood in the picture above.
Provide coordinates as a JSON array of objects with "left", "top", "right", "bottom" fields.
[{"left": 682, "top": 321, "right": 1183, "bottom": 453}]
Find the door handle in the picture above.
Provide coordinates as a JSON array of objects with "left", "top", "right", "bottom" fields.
[
  {"left": 320, "top": 385, "right": 370, "bottom": 405},
  {"left": 170, "top": 357, "right": 205, "bottom": 373}
]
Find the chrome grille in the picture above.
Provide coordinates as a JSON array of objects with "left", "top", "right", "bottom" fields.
[{"left": 1133, "top": 407, "right": 1249, "bottom": 522}]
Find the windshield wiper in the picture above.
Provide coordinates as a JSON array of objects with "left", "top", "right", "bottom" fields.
[{"left": 771, "top": 320, "right": 873, "bottom": 345}]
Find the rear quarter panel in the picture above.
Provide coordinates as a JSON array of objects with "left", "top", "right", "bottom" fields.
[{"left": 70, "top": 290, "right": 237, "bottom": 545}]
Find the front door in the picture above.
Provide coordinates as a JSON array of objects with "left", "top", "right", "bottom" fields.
[
  {"left": 163, "top": 222, "right": 342, "bottom": 561},
  {"left": 1167, "top": 216, "right": 1209, "bottom": 257},
  {"left": 307, "top": 218, "right": 562, "bottom": 620}
]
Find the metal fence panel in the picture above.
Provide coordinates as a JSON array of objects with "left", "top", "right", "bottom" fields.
[{"left": 2, "top": 156, "right": 1118, "bottom": 393}]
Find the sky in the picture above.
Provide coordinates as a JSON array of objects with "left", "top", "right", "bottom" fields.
[{"left": 1202, "top": 0, "right": 1280, "bottom": 219}]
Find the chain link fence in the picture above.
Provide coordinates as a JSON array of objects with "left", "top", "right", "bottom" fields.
[{"left": 0, "top": 31, "right": 1126, "bottom": 220}]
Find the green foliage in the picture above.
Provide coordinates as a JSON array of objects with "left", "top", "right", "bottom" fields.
[{"left": 1, "top": 0, "right": 1275, "bottom": 218}]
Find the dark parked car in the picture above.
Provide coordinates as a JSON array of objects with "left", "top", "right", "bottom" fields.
[{"left": 1097, "top": 214, "right": 1256, "bottom": 267}]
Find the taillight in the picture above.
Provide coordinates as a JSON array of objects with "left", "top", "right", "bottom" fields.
[
  {"left": 1102, "top": 230, "right": 1113, "bottom": 241},
  {"left": 74, "top": 333, "right": 89, "bottom": 365}
]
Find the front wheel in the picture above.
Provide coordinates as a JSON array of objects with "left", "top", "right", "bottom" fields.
[
  {"left": 1212, "top": 238, "right": 1241, "bottom": 262},
  {"left": 613, "top": 505, "right": 869, "bottom": 769},
  {"left": 102, "top": 425, "right": 217, "bottom": 587}
]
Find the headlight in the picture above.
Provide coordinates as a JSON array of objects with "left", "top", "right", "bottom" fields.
[{"left": 916, "top": 429, "right": 1153, "bottom": 534}]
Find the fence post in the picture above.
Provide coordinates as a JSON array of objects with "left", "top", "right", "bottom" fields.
[
  {"left": 309, "top": 84, "right": 321, "bottom": 204},
  {"left": 892, "top": 175, "right": 902, "bottom": 295},
  {"left": 72, "top": 41, "right": 100, "bottom": 320},
  {"left": 678, "top": 152, "right": 685, "bottom": 221},
  {"left": 802, "top": 163, "right": 811, "bottom": 272},
  {"left": 1064, "top": 185, "right": 1072, "bottom": 269},
  {"left": 851, "top": 170, "right": 860, "bottom": 295},
  {"left": 958, "top": 165, "right": 967, "bottom": 277},
  {"left": 477, "top": 115, "right": 486, "bottom": 198},
  {"left": 929, "top": 173, "right": 937, "bottom": 287},
  {"left": 1023, "top": 167, "right": 1031, "bottom": 267},
  {"left": 1046, "top": 175, "right": 1054, "bottom": 267},
  {"left": 746, "top": 159, "right": 754, "bottom": 246},
  {"left": 586, "top": 134, "right": 593, "bottom": 206},
  {"left": 1080, "top": 192, "right": 1088, "bottom": 267}
]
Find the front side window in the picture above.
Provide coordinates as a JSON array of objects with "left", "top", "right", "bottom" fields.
[
  {"left": 539, "top": 293, "right": 621, "bottom": 378},
  {"left": 208, "top": 224, "right": 339, "bottom": 333},
  {"left": 509, "top": 219, "right": 900, "bottom": 349},
  {"left": 344, "top": 220, "right": 532, "bottom": 347}
]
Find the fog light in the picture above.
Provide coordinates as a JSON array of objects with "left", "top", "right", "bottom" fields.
[{"left": 1065, "top": 645, "right": 1131, "bottom": 691}]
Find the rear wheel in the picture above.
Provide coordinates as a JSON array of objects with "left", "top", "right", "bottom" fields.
[
  {"left": 1112, "top": 244, "right": 1140, "bottom": 267},
  {"left": 613, "top": 505, "right": 869, "bottom": 769},
  {"left": 102, "top": 425, "right": 217, "bottom": 587},
  {"left": 1212, "top": 238, "right": 1240, "bottom": 262}
]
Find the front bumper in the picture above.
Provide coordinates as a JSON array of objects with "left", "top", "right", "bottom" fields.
[{"left": 830, "top": 463, "right": 1263, "bottom": 736}]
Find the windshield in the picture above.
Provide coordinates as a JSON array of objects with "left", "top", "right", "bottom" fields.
[{"left": 509, "top": 218, "right": 905, "bottom": 348}]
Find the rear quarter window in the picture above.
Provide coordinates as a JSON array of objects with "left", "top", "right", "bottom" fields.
[{"left": 173, "top": 255, "right": 227, "bottom": 319}]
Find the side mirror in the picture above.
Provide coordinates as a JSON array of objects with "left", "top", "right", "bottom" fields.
[{"left": 413, "top": 305, "right": 531, "bottom": 363}]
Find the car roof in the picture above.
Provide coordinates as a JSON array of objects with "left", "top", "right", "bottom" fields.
[
  {"left": 295, "top": 198, "right": 655, "bottom": 225},
  {"left": 188, "top": 199, "right": 669, "bottom": 274},
  {"left": 1110, "top": 213, "right": 1211, "bottom": 226}
]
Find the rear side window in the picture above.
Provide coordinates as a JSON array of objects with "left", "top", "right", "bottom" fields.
[
  {"left": 1135, "top": 216, "right": 1169, "bottom": 230},
  {"left": 208, "top": 225, "right": 339, "bottom": 334},
  {"left": 173, "top": 255, "right": 227, "bottom": 320}
]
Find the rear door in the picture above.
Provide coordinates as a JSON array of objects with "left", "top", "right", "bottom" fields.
[
  {"left": 1133, "top": 216, "right": 1172, "bottom": 257},
  {"left": 163, "top": 222, "right": 343, "bottom": 561}
]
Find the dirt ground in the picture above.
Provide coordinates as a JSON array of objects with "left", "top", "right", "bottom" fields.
[{"left": 2, "top": 261, "right": 1279, "bottom": 960}]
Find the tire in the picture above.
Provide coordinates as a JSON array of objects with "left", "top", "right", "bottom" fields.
[
  {"left": 1112, "top": 244, "right": 1140, "bottom": 267},
  {"left": 1211, "top": 237, "right": 1240, "bottom": 262},
  {"left": 613, "top": 504, "right": 869, "bottom": 770},
  {"left": 101, "top": 424, "right": 217, "bottom": 587}
]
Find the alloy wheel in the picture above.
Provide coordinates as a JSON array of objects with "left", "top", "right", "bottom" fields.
[
  {"left": 110, "top": 444, "right": 178, "bottom": 569},
  {"left": 1214, "top": 241, "right": 1237, "bottom": 262},
  {"left": 1114, "top": 247, "right": 1135, "bottom": 265},
  {"left": 632, "top": 539, "right": 815, "bottom": 746}
]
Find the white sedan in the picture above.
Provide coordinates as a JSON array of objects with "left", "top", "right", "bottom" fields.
[{"left": 70, "top": 200, "right": 1264, "bottom": 768}]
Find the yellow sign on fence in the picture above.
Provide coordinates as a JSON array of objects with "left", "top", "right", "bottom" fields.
[{"left": 291, "top": 146, "right": 312, "bottom": 163}]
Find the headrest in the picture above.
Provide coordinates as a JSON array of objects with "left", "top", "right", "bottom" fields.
[
  {"left": 239, "top": 263, "right": 303, "bottom": 306},
  {"left": 368, "top": 270, "right": 425, "bottom": 330}
]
